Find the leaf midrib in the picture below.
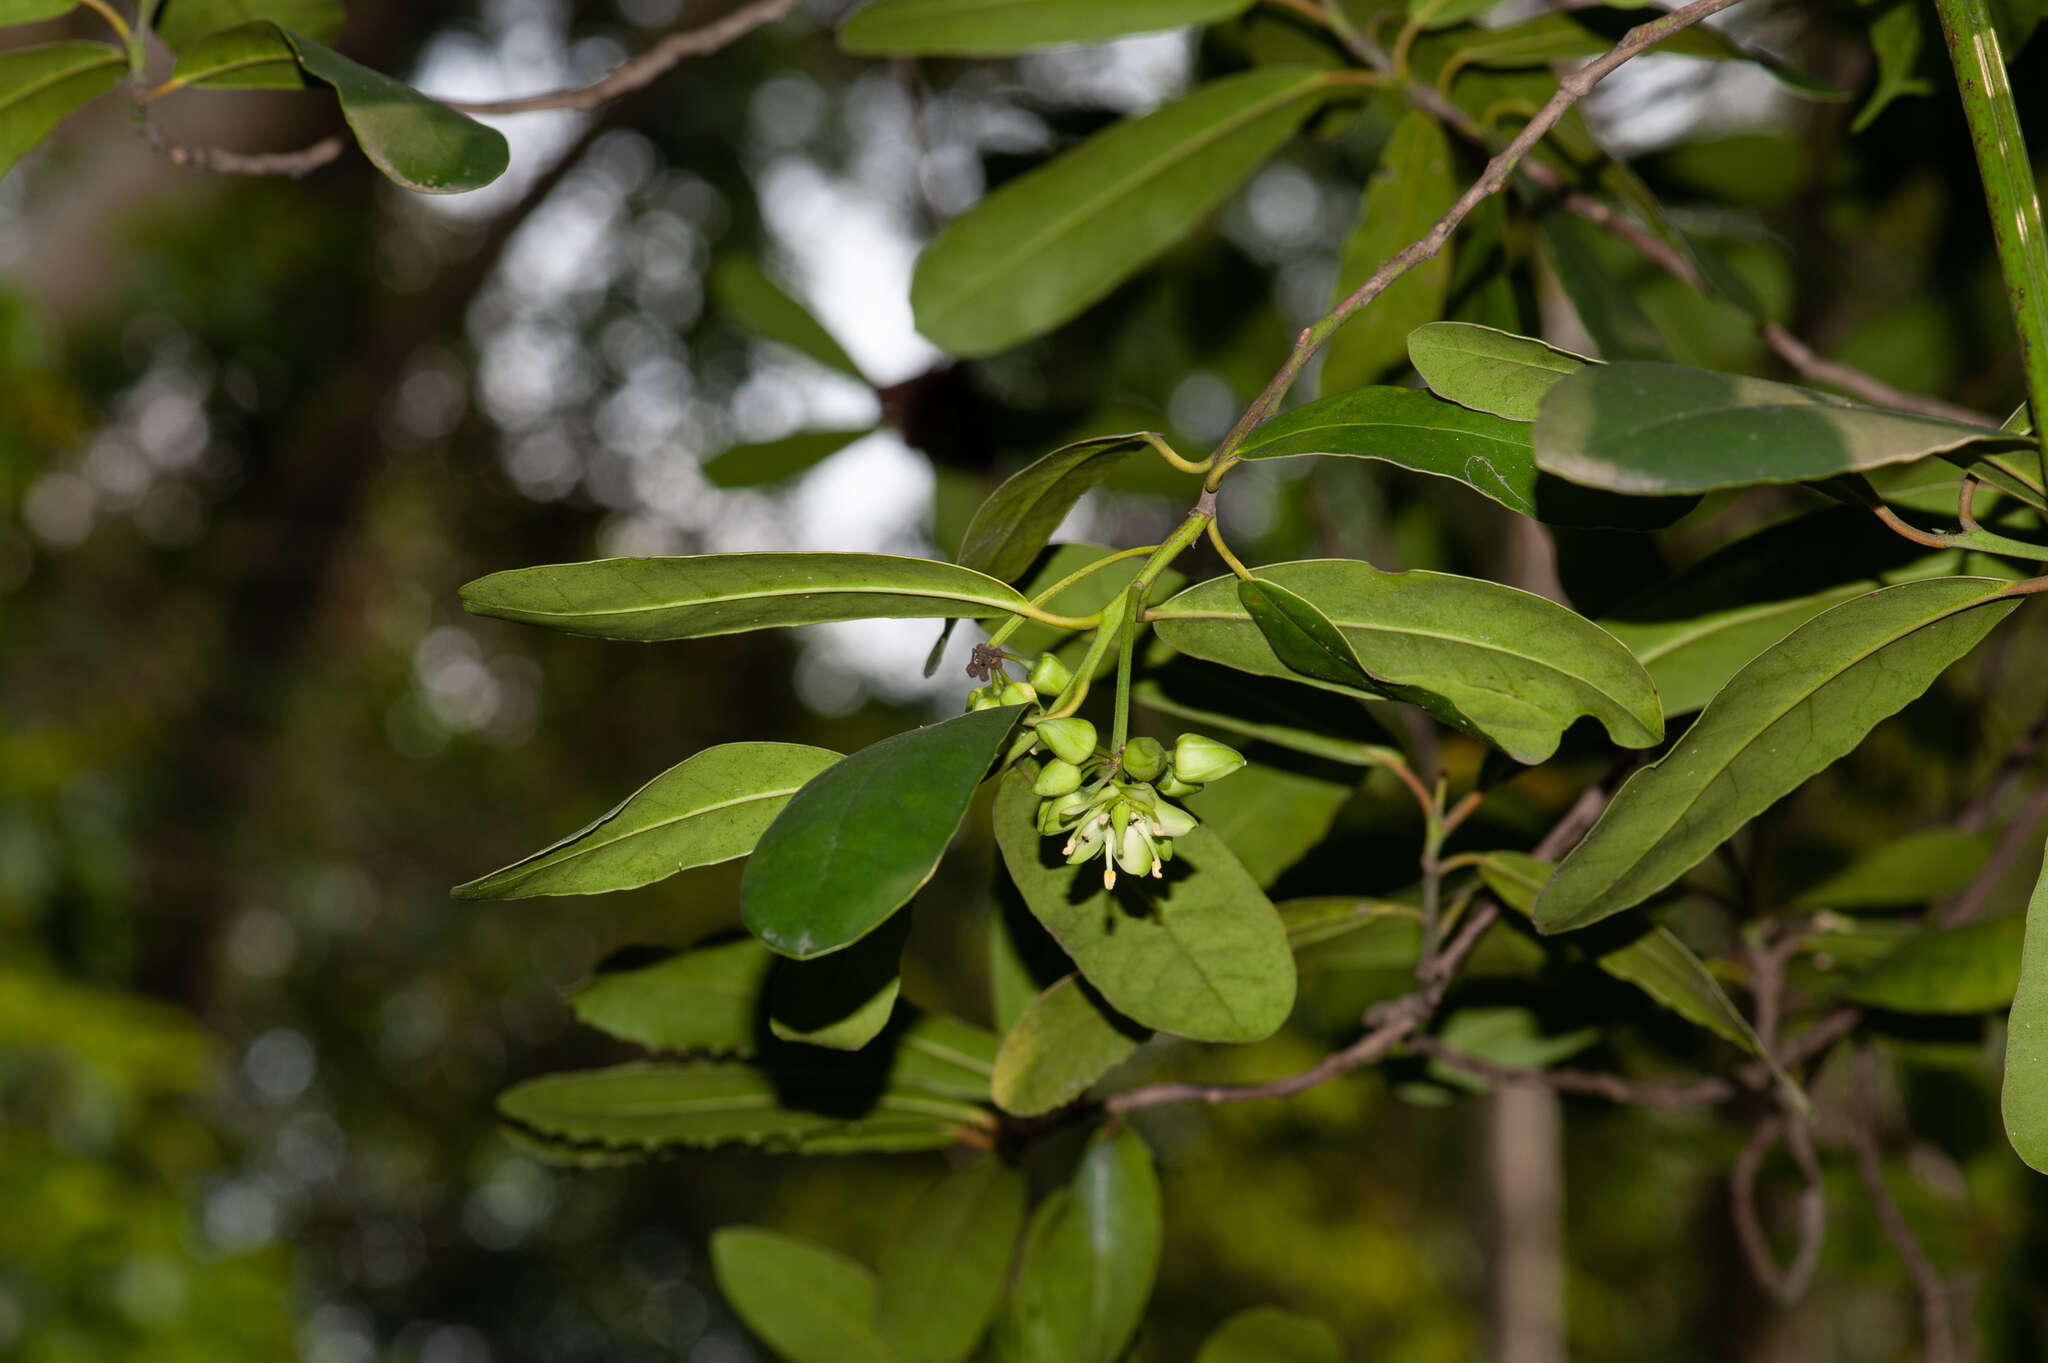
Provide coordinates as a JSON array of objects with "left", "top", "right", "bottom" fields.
[
  {"left": 500, "top": 577, "right": 1024, "bottom": 621},
  {"left": 492, "top": 783, "right": 809, "bottom": 882},
  {"left": 0, "top": 47, "right": 122, "bottom": 116}
]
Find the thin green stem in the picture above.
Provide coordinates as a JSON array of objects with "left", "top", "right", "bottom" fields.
[
  {"left": 1111, "top": 588, "right": 1140, "bottom": 754},
  {"left": 80, "top": 0, "right": 131, "bottom": 42},
  {"left": 1932, "top": 0, "right": 2048, "bottom": 484},
  {"left": 1207, "top": 518, "right": 1253, "bottom": 581},
  {"left": 984, "top": 542, "right": 1158, "bottom": 651},
  {"left": 1136, "top": 508, "right": 1214, "bottom": 593},
  {"left": 1004, "top": 600, "right": 1108, "bottom": 631}
]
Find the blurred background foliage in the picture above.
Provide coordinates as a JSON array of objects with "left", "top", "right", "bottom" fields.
[{"left": 3, "top": 0, "right": 2048, "bottom": 1359}]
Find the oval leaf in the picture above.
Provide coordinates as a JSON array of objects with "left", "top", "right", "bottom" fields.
[
  {"left": 1407, "top": 320, "right": 1591, "bottom": 422},
  {"left": 1154, "top": 559, "right": 1662, "bottom": 765},
  {"left": 1535, "top": 361, "right": 2020, "bottom": 495},
  {"left": 1536, "top": 578, "right": 2020, "bottom": 933},
  {"left": 170, "top": 21, "right": 305, "bottom": 90},
  {"left": 992, "top": 974, "right": 1148, "bottom": 1117},
  {"left": 1002, "top": 1129, "right": 1162, "bottom": 1363},
  {"left": 957, "top": 436, "right": 1152, "bottom": 583},
  {"left": 911, "top": 68, "right": 1331, "bottom": 356},
  {"left": 455, "top": 742, "right": 841, "bottom": 899},
  {"left": 992, "top": 766, "right": 1295, "bottom": 1042},
  {"left": 570, "top": 938, "right": 774, "bottom": 1056},
  {"left": 462, "top": 552, "right": 1037, "bottom": 640},
  {"left": 156, "top": 0, "right": 342, "bottom": 45},
  {"left": 1843, "top": 916, "right": 2025, "bottom": 1013},
  {"left": 878, "top": 1158, "right": 1028, "bottom": 1363},
  {"left": 712, "top": 1228, "right": 896, "bottom": 1363},
  {"left": 0, "top": 41, "right": 124, "bottom": 183},
  {"left": 1195, "top": 1307, "right": 1342, "bottom": 1363},
  {"left": 280, "top": 28, "right": 509, "bottom": 194},
  {"left": 2003, "top": 840, "right": 2048, "bottom": 1172},
  {"left": 744, "top": 707, "right": 1025, "bottom": 959},
  {"left": 841, "top": 0, "right": 1254, "bottom": 53}
]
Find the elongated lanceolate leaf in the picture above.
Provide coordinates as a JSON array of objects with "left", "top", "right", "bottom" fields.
[
  {"left": 1407, "top": 321, "right": 1591, "bottom": 422},
  {"left": 1154, "top": 559, "right": 1662, "bottom": 765},
  {"left": 1792, "top": 828, "right": 1994, "bottom": 910},
  {"left": 1235, "top": 385, "right": 1692, "bottom": 529},
  {"left": 879, "top": 1159, "right": 1027, "bottom": 1363},
  {"left": 1535, "top": 362, "right": 2019, "bottom": 495},
  {"left": 992, "top": 974, "right": 1147, "bottom": 1117},
  {"left": 156, "top": 0, "right": 342, "bottom": 45},
  {"left": 841, "top": 0, "right": 1254, "bottom": 54},
  {"left": 701, "top": 427, "right": 875, "bottom": 487},
  {"left": 1196, "top": 1307, "right": 1343, "bottom": 1363},
  {"left": 463, "top": 552, "right": 1037, "bottom": 640},
  {"left": 1321, "top": 110, "right": 1458, "bottom": 393},
  {"left": 709, "top": 255, "right": 866, "bottom": 379},
  {"left": 1538, "top": 213, "right": 1669, "bottom": 362},
  {"left": 1423, "top": 10, "right": 1841, "bottom": 95},
  {"left": 957, "top": 435, "right": 1150, "bottom": 583},
  {"left": 1002, "top": 1129, "right": 1162, "bottom": 1363},
  {"left": 911, "top": 68, "right": 1331, "bottom": 355},
  {"left": 0, "top": 3, "right": 81, "bottom": 23},
  {"left": 455, "top": 743, "right": 840, "bottom": 899},
  {"left": 170, "top": 22, "right": 304, "bottom": 90},
  {"left": 744, "top": 706, "right": 1023, "bottom": 959},
  {"left": 570, "top": 938, "right": 773, "bottom": 1056},
  {"left": 712, "top": 1229, "right": 897, "bottom": 1363},
  {"left": 0, "top": 42, "right": 124, "bottom": 183},
  {"left": 1843, "top": 915, "right": 2025, "bottom": 1013},
  {"left": 281, "top": 29, "right": 509, "bottom": 194},
  {"left": 994, "top": 767, "right": 1295, "bottom": 1042},
  {"left": 1536, "top": 578, "right": 2019, "bottom": 932},
  {"left": 2003, "top": 837, "right": 2048, "bottom": 1171}
]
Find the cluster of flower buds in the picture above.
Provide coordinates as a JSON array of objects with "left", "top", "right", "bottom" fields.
[
  {"left": 964, "top": 651, "right": 1072, "bottom": 714},
  {"left": 1028, "top": 720, "right": 1246, "bottom": 890}
]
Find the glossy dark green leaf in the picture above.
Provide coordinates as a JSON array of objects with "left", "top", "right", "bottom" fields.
[
  {"left": 1792, "top": 829, "right": 1995, "bottom": 910},
  {"left": 993, "top": 766, "right": 1295, "bottom": 1042},
  {"left": 0, "top": 42, "right": 124, "bottom": 183},
  {"left": 701, "top": 427, "right": 876, "bottom": 488},
  {"left": 169, "top": 21, "right": 303, "bottom": 90},
  {"left": 1195, "top": 1307, "right": 1342, "bottom": 1363},
  {"left": 281, "top": 29, "right": 509, "bottom": 194},
  {"left": 1843, "top": 916, "right": 2025, "bottom": 1013},
  {"left": 840, "top": 0, "right": 1254, "bottom": 53},
  {"left": 1181, "top": 751, "right": 1354, "bottom": 888},
  {"left": 156, "top": 0, "right": 341, "bottom": 45},
  {"left": 1407, "top": 321, "right": 1590, "bottom": 422},
  {"left": 455, "top": 743, "right": 841, "bottom": 899},
  {"left": 1135, "top": 654, "right": 1402, "bottom": 767},
  {"left": 709, "top": 255, "right": 865, "bottom": 379},
  {"left": 1233, "top": 385, "right": 1693, "bottom": 529},
  {"left": 768, "top": 911, "right": 911, "bottom": 1050},
  {"left": 992, "top": 974, "right": 1148, "bottom": 1117},
  {"left": 879, "top": 1159, "right": 1027, "bottom": 1363},
  {"left": 911, "top": 68, "right": 1332, "bottom": 356},
  {"left": 1534, "top": 362, "right": 2019, "bottom": 495},
  {"left": 2002, "top": 838, "right": 2048, "bottom": 1171},
  {"left": 957, "top": 436, "right": 1150, "bottom": 584},
  {"left": 570, "top": 938, "right": 772, "bottom": 1056},
  {"left": 1002, "top": 1129, "right": 1162, "bottom": 1363},
  {"left": 1537, "top": 578, "right": 2019, "bottom": 932},
  {"left": 1153, "top": 560, "right": 1662, "bottom": 765},
  {"left": 1239, "top": 576, "right": 1371, "bottom": 690},
  {"left": 745, "top": 707, "right": 1024, "bottom": 959},
  {"left": 1321, "top": 110, "right": 1458, "bottom": 393},
  {"left": 462, "top": 552, "right": 1037, "bottom": 640},
  {"left": 1538, "top": 213, "right": 1668, "bottom": 362},
  {"left": 712, "top": 1228, "right": 897, "bottom": 1363}
]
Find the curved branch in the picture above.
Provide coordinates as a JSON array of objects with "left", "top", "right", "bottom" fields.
[
  {"left": 148, "top": 131, "right": 346, "bottom": 178},
  {"left": 1848, "top": 1046, "right": 1957, "bottom": 1363},
  {"left": 1732, "top": 1113, "right": 1827, "bottom": 1304}
]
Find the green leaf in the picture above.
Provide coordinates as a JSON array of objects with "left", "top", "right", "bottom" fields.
[
  {"left": 769, "top": 911, "right": 912, "bottom": 1050},
  {"left": 1195, "top": 1307, "right": 1343, "bottom": 1363},
  {"left": 745, "top": 707, "right": 1025, "bottom": 959},
  {"left": 1536, "top": 578, "right": 2019, "bottom": 933},
  {"left": 1321, "top": 110, "right": 1458, "bottom": 393},
  {"left": 462, "top": 552, "right": 1038, "bottom": 641},
  {"left": 1428, "top": 11, "right": 1842, "bottom": 96},
  {"left": 1409, "top": 0, "right": 1507, "bottom": 30},
  {"left": 2002, "top": 838, "right": 2048, "bottom": 1171},
  {"left": 991, "top": 974, "right": 1147, "bottom": 1117},
  {"left": 156, "top": 0, "right": 341, "bottom": 45},
  {"left": 1793, "top": 829, "right": 1995, "bottom": 910},
  {"left": 1853, "top": 0, "right": 1937, "bottom": 131},
  {"left": 1282, "top": 898, "right": 1423, "bottom": 970},
  {"left": 1153, "top": 559, "right": 1662, "bottom": 765},
  {"left": 0, "top": 2, "right": 82, "bottom": 23},
  {"left": 879, "top": 1159, "right": 1028, "bottom": 1363},
  {"left": 1537, "top": 213, "right": 1669, "bottom": 362},
  {"left": 709, "top": 255, "right": 866, "bottom": 380},
  {"left": 1407, "top": 321, "right": 1591, "bottom": 422},
  {"left": 1002, "top": 1129, "right": 1162, "bottom": 1363},
  {"left": 570, "top": 938, "right": 773, "bottom": 1056},
  {"left": 894, "top": 1014, "right": 1003, "bottom": 1101},
  {"left": 0, "top": 42, "right": 124, "bottom": 184},
  {"left": 1180, "top": 749, "right": 1354, "bottom": 888},
  {"left": 1136, "top": 655, "right": 1402, "bottom": 767},
  {"left": 279, "top": 28, "right": 509, "bottom": 194},
  {"left": 1533, "top": 362, "right": 2019, "bottom": 495},
  {"left": 455, "top": 743, "right": 841, "bottom": 899},
  {"left": 1428, "top": 1006, "right": 1599, "bottom": 1092},
  {"left": 712, "top": 1228, "right": 897, "bottom": 1363},
  {"left": 169, "top": 21, "right": 304, "bottom": 90},
  {"left": 911, "top": 68, "right": 1332, "bottom": 356},
  {"left": 499, "top": 1057, "right": 992, "bottom": 1156},
  {"left": 1234, "top": 385, "right": 1693, "bottom": 528},
  {"left": 1006, "top": 543, "right": 1186, "bottom": 671},
  {"left": 702, "top": 427, "right": 876, "bottom": 488},
  {"left": 840, "top": 0, "right": 1255, "bottom": 54},
  {"left": 1238, "top": 576, "right": 1372, "bottom": 690},
  {"left": 993, "top": 766, "right": 1296, "bottom": 1042},
  {"left": 956, "top": 436, "right": 1150, "bottom": 584},
  {"left": 1843, "top": 916, "right": 2026, "bottom": 1013}
]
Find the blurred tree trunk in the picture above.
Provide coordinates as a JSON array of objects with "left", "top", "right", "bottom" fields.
[{"left": 1486, "top": 1084, "right": 1565, "bottom": 1363}]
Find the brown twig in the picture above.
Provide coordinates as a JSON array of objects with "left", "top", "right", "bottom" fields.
[
  {"left": 442, "top": 0, "right": 798, "bottom": 115},
  {"left": 1408, "top": 1036, "right": 1735, "bottom": 1107},
  {"left": 1847, "top": 1046, "right": 1958, "bottom": 1363},
  {"left": 148, "top": 132, "right": 346, "bottom": 178},
  {"left": 1732, "top": 1112, "right": 1828, "bottom": 1304}
]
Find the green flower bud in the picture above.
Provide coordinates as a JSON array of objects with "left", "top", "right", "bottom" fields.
[
  {"left": 1173, "top": 733, "right": 1245, "bottom": 785},
  {"left": 1157, "top": 773, "right": 1201, "bottom": 797},
  {"left": 1034, "top": 759, "right": 1083, "bottom": 797},
  {"left": 1116, "top": 822, "right": 1156, "bottom": 877},
  {"left": 1037, "top": 789, "right": 1089, "bottom": 833},
  {"left": 1027, "top": 652, "right": 1072, "bottom": 696},
  {"left": 1065, "top": 817, "right": 1109, "bottom": 864},
  {"left": 997, "top": 680, "right": 1038, "bottom": 707},
  {"left": 1121, "top": 736, "right": 1168, "bottom": 782},
  {"left": 1150, "top": 801, "right": 1197, "bottom": 838},
  {"left": 966, "top": 684, "right": 1001, "bottom": 712},
  {"left": 1036, "top": 716, "right": 1098, "bottom": 766}
]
